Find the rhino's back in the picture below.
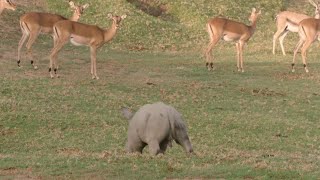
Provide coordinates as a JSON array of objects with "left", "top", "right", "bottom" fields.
[{"left": 129, "top": 102, "right": 174, "bottom": 142}]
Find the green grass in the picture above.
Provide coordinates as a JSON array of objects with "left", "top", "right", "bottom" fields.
[
  {"left": 1, "top": 41, "right": 320, "bottom": 178},
  {"left": 1, "top": 0, "right": 320, "bottom": 179}
]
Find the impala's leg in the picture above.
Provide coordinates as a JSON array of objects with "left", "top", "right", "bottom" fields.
[
  {"left": 25, "top": 29, "right": 40, "bottom": 70},
  {"left": 17, "top": 31, "right": 29, "bottom": 67},
  {"left": 205, "top": 37, "right": 219, "bottom": 71},
  {"left": 300, "top": 39, "right": 313, "bottom": 73},
  {"left": 238, "top": 41, "right": 245, "bottom": 72},
  {"left": 292, "top": 39, "right": 304, "bottom": 72},
  {"left": 273, "top": 19, "right": 287, "bottom": 55},
  {"left": 49, "top": 39, "right": 68, "bottom": 78},
  {"left": 279, "top": 31, "right": 289, "bottom": 56},
  {"left": 273, "top": 29, "right": 283, "bottom": 55},
  {"left": 236, "top": 42, "right": 240, "bottom": 71},
  {"left": 90, "top": 46, "right": 99, "bottom": 79},
  {"left": 205, "top": 42, "right": 213, "bottom": 70}
]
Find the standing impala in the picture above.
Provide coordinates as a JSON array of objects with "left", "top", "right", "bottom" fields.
[
  {"left": 49, "top": 14, "right": 127, "bottom": 79},
  {"left": 17, "top": 1, "right": 89, "bottom": 69},
  {"left": 0, "top": 0, "right": 16, "bottom": 15},
  {"left": 205, "top": 8, "right": 261, "bottom": 72},
  {"left": 273, "top": 0, "right": 320, "bottom": 56},
  {"left": 292, "top": 17, "right": 320, "bottom": 73}
]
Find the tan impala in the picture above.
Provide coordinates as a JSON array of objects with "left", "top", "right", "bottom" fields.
[
  {"left": 292, "top": 17, "right": 320, "bottom": 73},
  {"left": 205, "top": 8, "right": 261, "bottom": 72},
  {"left": 17, "top": 1, "right": 89, "bottom": 69},
  {"left": 0, "top": 0, "right": 16, "bottom": 15},
  {"left": 49, "top": 14, "right": 127, "bottom": 79},
  {"left": 273, "top": 0, "right": 320, "bottom": 56}
]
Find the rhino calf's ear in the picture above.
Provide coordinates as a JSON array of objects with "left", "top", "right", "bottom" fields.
[{"left": 121, "top": 107, "right": 133, "bottom": 120}]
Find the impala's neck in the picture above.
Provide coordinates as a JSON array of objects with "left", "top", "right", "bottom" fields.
[
  {"left": 103, "top": 21, "right": 118, "bottom": 42},
  {"left": 70, "top": 11, "right": 80, "bottom": 21},
  {"left": 248, "top": 20, "right": 258, "bottom": 36},
  {"left": 0, "top": 1, "right": 15, "bottom": 15}
]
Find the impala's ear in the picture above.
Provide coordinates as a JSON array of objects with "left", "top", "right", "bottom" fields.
[
  {"left": 69, "top": 1, "right": 76, "bottom": 9},
  {"left": 252, "top": 8, "right": 256, "bottom": 13},
  {"left": 82, "top": 3, "right": 89, "bottom": 9},
  {"left": 107, "top": 13, "right": 113, "bottom": 19},
  {"left": 121, "top": 14, "right": 127, "bottom": 19}
]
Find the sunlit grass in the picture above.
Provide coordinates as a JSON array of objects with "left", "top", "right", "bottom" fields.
[{"left": 1, "top": 0, "right": 320, "bottom": 178}]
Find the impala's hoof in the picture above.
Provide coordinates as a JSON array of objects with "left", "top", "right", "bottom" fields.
[
  {"left": 34, "top": 66, "right": 38, "bottom": 70},
  {"left": 92, "top": 75, "right": 99, "bottom": 80},
  {"left": 291, "top": 69, "right": 295, "bottom": 73}
]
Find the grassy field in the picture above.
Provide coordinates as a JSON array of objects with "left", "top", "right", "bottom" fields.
[{"left": 1, "top": 0, "right": 320, "bottom": 179}]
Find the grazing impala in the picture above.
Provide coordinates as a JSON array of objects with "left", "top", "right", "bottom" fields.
[
  {"left": 17, "top": 1, "right": 89, "bottom": 69},
  {"left": 0, "top": 0, "right": 16, "bottom": 15},
  {"left": 205, "top": 8, "right": 261, "bottom": 72},
  {"left": 49, "top": 14, "right": 127, "bottom": 79},
  {"left": 273, "top": 0, "right": 320, "bottom": 56},
  {"left": 292, "top": 17, "right": 320, "bottom": 73}
]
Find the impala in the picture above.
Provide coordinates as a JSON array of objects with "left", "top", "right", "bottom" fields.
[
  {"left": 0, "top": 0, "right": 16, "bottom": 15},
  {"left": 49, "top": 14, "right": 127, "bottom": 79},
  {"left": 205, "top": 8, "right": 261, "bottom": 72},
  {"left": 292, "top": 17, "right": 320, "bottom": 73},
  {"left": 273, "top": 0, "right": 320, "bottom": 56},
  {"left": 17, "top": 1, "right": 89, "bottom": 69}
]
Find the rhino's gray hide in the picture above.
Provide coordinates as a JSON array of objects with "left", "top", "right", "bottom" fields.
[{"left": 122, "top": 102, "right": 193, "bottom": 155}]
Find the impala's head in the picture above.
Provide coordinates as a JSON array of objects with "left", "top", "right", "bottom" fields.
[
  {"left": 309, "top": 0, "right": 320, "bottom": 18},
  {"left": 68, "top": 1, "right": 89, "bottom": 21},
  {"left": 248, "top": 8, "right": 261, "bottom": 23},
  {"left": 107, "top": 13, "right": 127, "bottom": 29},
  {"left": 1, "top": 0, "right": 17, "bottom": 11}
]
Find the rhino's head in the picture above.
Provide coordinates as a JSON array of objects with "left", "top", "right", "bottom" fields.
[{"left": 173, "top": 123, "right": 193, "bottom": 153}]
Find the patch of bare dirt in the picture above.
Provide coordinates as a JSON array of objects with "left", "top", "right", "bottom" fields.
[
  {"left": 126, "top": 0, "right": 167, "bottom": 17},
  {"left": 0, "top": 167, "right": 41, "bottom": 180},
  {"left": 240, "top": 87, "right": 286, "bottom": 97},
  {"left": 0, "top": 126, "right": 18, "bottom": 136},
  {"left": 193, "top": 147, "right": 318, "bottom": 172}
]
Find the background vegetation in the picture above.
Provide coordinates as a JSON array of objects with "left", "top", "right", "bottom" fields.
[
  {"left": 46, "top": 0, "right": 312, "bottom": 52},
  {"left": 0, "top": 0, "right": 320, "bottom": 179}
]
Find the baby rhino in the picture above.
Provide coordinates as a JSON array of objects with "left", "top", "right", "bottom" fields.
[{"left": 122, "top": 102, "right": 193, "bottom": 155}]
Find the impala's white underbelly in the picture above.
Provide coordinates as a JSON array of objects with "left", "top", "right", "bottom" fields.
[
  {"left": 222, "top": 33, "right": 239, "bottom": 42},
  {"left": 70, "top": 35, "right": 90, "bottom": 46},
  {"left": 223, "top": 36, "right": 235, "bottom": 42},
  {"left": 286, "top": 23, "right": 298, "bottom": 32},
  {"left": 40, "top": 27, "right": 53, "bottom": 34}
]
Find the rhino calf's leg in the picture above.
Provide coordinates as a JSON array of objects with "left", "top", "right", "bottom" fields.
[
  {"left": 127, "top": 137, "right": 147, "bottom": 153},
  {"left": 159, "top": 138, "right": 171, "bottom": 153},
  {"left": 148, "top": 140, "right": 161, "bottom": 155}
]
